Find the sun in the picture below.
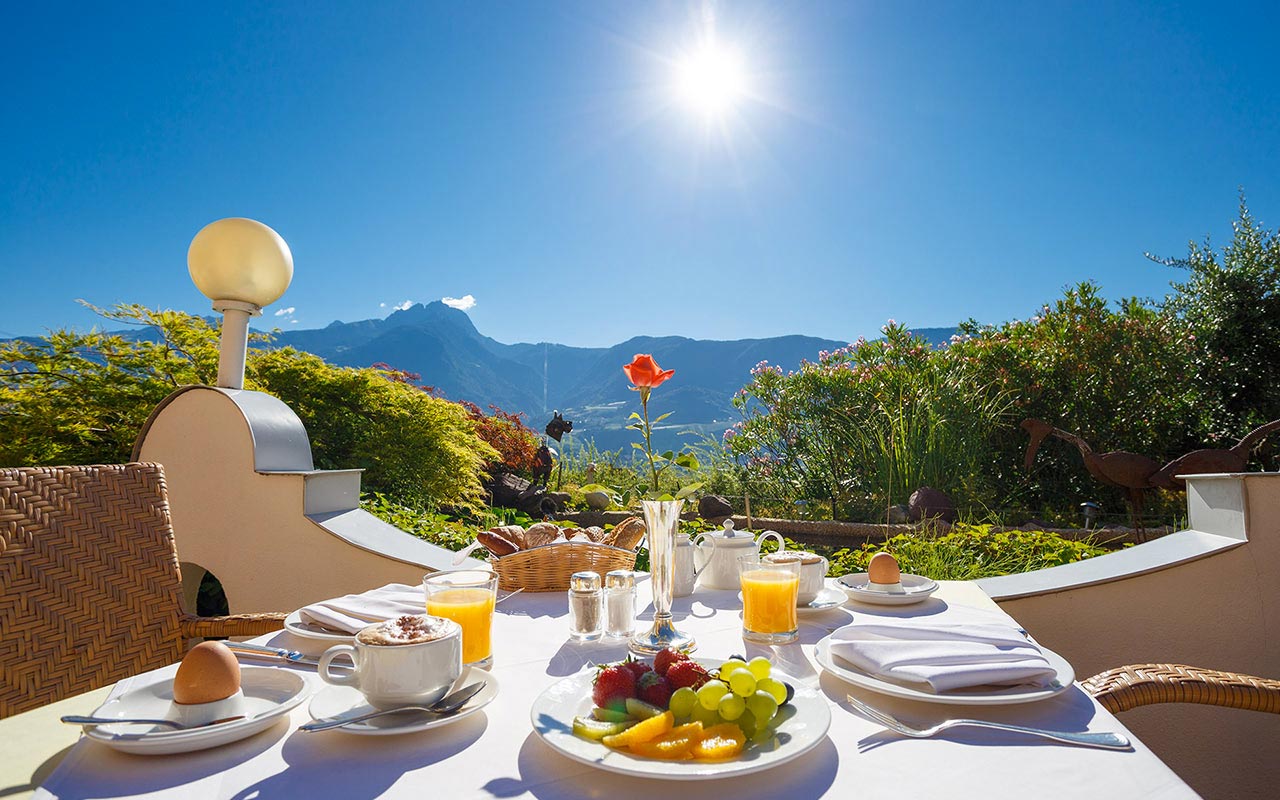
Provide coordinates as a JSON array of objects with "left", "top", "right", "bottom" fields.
[{"left": 673, "top": 42, "right": 747, "bottom": 118}]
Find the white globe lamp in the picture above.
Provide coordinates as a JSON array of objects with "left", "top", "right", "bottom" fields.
[{"left": 188, "top": 218, "right": 294, "bottom": 390}]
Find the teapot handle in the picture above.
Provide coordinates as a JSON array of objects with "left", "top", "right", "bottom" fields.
[
  {"left": 691, "top": 533, "right": 713, "bottom": 578},
  {"left": 755, "top": 530, "right": 786, "bottom": 557}
]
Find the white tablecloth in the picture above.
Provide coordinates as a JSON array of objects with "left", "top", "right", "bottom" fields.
[{"left": 35, "top": 580, "right": 1197, "bottom": 799}]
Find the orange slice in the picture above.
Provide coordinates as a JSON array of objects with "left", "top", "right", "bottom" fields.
[
  {"left": 692, "top": 722, "right": 746, "bottom": 760},
  {"left": 602, "top": 711, "right": 674, "bottom": 748},
  {"left": 629, "top": 722, "right": 703, "bottom": 760}
]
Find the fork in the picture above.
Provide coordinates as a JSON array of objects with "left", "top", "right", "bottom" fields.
[{"left": 845, "top": 694, "right": 1131, "bottom": 750}]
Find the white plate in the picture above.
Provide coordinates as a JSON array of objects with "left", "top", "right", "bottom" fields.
[
  {"left": 284, "top": 610, "right": 357, "bottom": 642},
  {"left": 308, "top": 667, "right": 498, "bottom": 735},
  {"left": 83, "top": 666, "right": 308, "bottom": 755},
  {"left": 837, "top": 573, "right": 939, "bottom": 605},
  {"left": 814, "top": 634, "right": 1075, "bottom": 705},
  {"left": 530, "top": 660, "right": 831, "bottom": 780}
]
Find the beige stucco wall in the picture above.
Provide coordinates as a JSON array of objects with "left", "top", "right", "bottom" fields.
[
  {"left": 997, "top": 474, "right": 1280, "bottom": 799},
  {"left": 136, "top": 389, "right": 433, "bottom": 614}
]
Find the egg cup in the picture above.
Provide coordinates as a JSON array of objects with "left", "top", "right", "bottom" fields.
[{"left": 173, "top": 689, "right": 247, "bottom": 727}]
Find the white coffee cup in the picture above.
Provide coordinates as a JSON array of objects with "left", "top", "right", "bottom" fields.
[
  {"left": 764, "top": 550, "right": 829, "bottom": 605},
  {"left": 318, "top": 615, "right": 463, "bottom": 710}
]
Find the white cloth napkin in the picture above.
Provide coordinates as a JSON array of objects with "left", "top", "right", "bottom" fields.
[
  {"left": 828, "top": 605, "right": 1056, "bottom": 693},
  {"left": 296, "top": 583, "right": 426, "bottom": 634}
]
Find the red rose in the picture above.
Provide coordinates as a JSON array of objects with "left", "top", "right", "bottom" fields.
[{"left": 623, "top": 354, "right": 674, "bottom": 389}]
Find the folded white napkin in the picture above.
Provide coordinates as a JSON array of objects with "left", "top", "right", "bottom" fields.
[
  {"left": 297, "top": 583, "right": 426, "bottom": 634},
  {"left": 828, "top": 605, "right": 1056, "bottom": 693}
]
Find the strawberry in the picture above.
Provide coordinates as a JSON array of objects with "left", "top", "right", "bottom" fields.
[
  {"left": 636, "top": 671, "right": 673, "bottom": 707},
  {"left": 666, "top": 659, "right": 712, "bottom": 690},
  {"left": 621, "top": 657, "right": 652, "bottom": 682},
  {"left": 653, "top": 647, "right": 688, "bottom": 678},
  {"left": 592, "top": 664, "right": 637, "bottom": 711}
]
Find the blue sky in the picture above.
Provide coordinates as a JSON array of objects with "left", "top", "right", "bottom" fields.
[{"left": 2, "top": 1, "right": 1277, "bottom": 346}]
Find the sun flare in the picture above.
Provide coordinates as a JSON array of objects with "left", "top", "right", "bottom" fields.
[{"left": 673, "top": 42, "right": 747, "bottom": 118}]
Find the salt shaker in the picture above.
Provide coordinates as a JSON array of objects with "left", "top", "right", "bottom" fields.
[
  {"left": 567, "top": 571, "right": 604, "bottom": 641},
  {"left": 604, "top": 570, "right": 637, "bottom": 638}
]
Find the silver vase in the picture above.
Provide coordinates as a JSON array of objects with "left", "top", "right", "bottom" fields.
[{"left": 629, "top": 499, "right": 696, "bottom": 656}]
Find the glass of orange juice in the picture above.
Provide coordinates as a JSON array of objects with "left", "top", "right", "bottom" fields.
[
  {"left": 423, "top": 569, "right": 498, "bottom": 668},
  {"left": 738, "top": 555, "right": 800, "bottom": 644}
]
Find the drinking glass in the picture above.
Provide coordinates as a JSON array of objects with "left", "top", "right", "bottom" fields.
[
  {"left": 738, "top": 554, "right": 799, "bottom": 644},
  {"left": 423, "top": 569, "right": 498, "bottom": 668}
]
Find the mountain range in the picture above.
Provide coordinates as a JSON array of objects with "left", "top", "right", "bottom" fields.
[{"left": 272, "top": 302, "right": 957, "bottom": 452}]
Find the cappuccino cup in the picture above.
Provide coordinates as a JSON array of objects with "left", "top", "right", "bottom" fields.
[
  {"left": 763, "top": 550, "right": 829, "bottom": 605},
  {"left": 318, "top": 614, "right": 462, "bottom": 709}
]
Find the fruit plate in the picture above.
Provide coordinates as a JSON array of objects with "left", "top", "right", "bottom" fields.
[
  {"left": 814, "top": 634, "right": 1075, "bottom": 705},
  {"left": 530, "top": 660, "right": 831, "bottom": 780}
]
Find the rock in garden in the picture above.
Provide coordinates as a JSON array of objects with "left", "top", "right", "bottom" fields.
[
  {"left": 584, "top": 490, "right": 611, "bottom": 510},
  {"left": 698, "top": 494, "right": 734, "bottom": 519},
  {"left": 886, "top": 504, "right": 910, "bottom": 524},
  {"left": 908, "top": 487, "right": 957, "bottom": 523}
]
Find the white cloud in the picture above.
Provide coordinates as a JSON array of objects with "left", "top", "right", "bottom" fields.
[
  {"left": 393, "top": 300, "right": 413, "bottom": 311},
  {"left": 442, "top": 294, "right": 476, "bottom": 311},
  {"left": 379, "top": 302, "right": 387, "bottom": 308},
  {"left": 290, "top": 319, "right": 298, "bottom": 324},
  {"left": 274, "top": 307, "right": 296, "bottom": 317}
]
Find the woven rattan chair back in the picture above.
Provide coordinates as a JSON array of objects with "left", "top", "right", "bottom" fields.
[{"left": 0, "top": 463, "right": 188, "bottom": 718}]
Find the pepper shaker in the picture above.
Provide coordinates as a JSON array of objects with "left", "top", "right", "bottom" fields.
[
  {"left": 604, "top": 569, "right": 637, "bottom": 639},
  {"left": 567, "top": 571, "right": 604, "bottom": 641}
]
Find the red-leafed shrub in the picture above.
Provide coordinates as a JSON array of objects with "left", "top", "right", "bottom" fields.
[{"left": 459, "top": 401, "right": 541, "bottom": 476}]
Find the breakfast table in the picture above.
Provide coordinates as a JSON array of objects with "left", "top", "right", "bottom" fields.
[{"left": 5, "top": 579, "right": 1197, "bottom": 799}]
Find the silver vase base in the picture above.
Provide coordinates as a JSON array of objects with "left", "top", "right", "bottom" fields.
[{"left": 628, "top": 621, "right": 696, "bottom": 657}]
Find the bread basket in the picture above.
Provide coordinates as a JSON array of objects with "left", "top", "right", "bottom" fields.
[{"left": 490, "top": 541, "right": 637, "bottom": 592}]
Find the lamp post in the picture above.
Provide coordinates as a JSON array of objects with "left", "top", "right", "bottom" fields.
[{"left": 187, "top": 218, "right": 294, "bottom": 390}]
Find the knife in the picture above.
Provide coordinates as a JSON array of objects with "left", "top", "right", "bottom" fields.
[{"left": 225, "top": 642, "right": 327, "bottom": 667}]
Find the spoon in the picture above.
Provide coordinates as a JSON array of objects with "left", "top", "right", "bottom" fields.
[
  {"left": 62, "top": 715, "right": 245, "bottom": 730},
  {"left": 299, "top": 681, "right": 485, "bottom": 732}
]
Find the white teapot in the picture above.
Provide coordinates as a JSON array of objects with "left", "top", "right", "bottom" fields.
[{"left": 692, "top": 521, "right": 784, "bottom": 591}]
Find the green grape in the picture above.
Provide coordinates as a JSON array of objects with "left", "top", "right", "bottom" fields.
[
  {"left": 697, "top": 680, "right": 729, "bottom": 710},
  {"left": 757, "top": 677, "right": 787, "bottom": 705},
  {"left": 747, "top": 656, "right": 772, "bottom": 680},
  {"left": 745, "top": 690, "right": 778, "bottom": 723},
  {"left": 735, "top": 709, "right": 758, "bottom": 738},
  {"left": 669, "top": 686, "right": 698, "bottom": 717},
  {"left": 728, "top": 670, "right": 757, "bottom": 698},
  {"left": 717, "top": 693, "right": 746, "bottom": 721},
  {"left": 692, "top": 703, "right": 721, "bottom": 727},
  {"left": 718, "top": 659, "right": 748, "bottom": 681}
]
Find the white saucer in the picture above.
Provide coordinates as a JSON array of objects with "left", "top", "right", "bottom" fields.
[
  {"left": 307, "top": 667, "right": 498, "bottom": 735},
  {"left": 284, "top": 610, "right": 357, "bottom": 642},
  {"left": 734, "top": 585, "right": 847, "bottom": 613},
  {"left": 814, "top": 634, "right": 1074, "bottom": 705},
  {"left": 837, "top": 573, "right": 939, "bottom": 605},
  {"left": 84, "top": 666, "right": 308, "bottom": 755},
  {"left": 798, "top": 586, "right": 848, "bottom": 613}
]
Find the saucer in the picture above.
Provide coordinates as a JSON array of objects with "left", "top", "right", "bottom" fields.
[
  {"left": 837, "top": 572, "right": 939, "bottom": 605},
  {"left": 84, "top": 666, "right": 308, "bottom": 755},
  {"left": 307, "top": 667, "right": 498, "bottom": 735},
  {"left": 797, "top": 586, "right": 847, "bottom": 613}
]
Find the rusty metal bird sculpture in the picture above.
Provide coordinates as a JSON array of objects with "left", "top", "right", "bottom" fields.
[
  {"left": 1021, "top": 418, "right": 1162, "bottom": 538},
  {"left": 1148, "top": 418, "right": 1280, "bottom": 488}
]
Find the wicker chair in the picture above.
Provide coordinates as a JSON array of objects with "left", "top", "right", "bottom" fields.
[
  {"left": 0, "top": 463, "right": 286, "bottom": 718},
  {"left": 1083, "top": 663, "right": 1280, "bottom": 716}
]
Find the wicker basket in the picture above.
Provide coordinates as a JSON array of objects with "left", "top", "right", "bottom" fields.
[{"left": 490, "top": 541, "right": 638, "bottom": 592}]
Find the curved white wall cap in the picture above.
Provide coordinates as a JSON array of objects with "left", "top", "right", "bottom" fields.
[{"left": 133, "top": 386, "right": 314, "bottom": 472}]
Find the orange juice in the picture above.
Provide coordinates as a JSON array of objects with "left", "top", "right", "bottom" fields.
[
  {"left": 427, "top": 587, "right": 495, "bottom": 664},
  {"left": 740, "top": 569, "right": 799, "bottom": 634}
]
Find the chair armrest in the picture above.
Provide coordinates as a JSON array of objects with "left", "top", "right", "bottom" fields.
[
  {"left": 179, "top": 613, "right": 288, "bottom": 640},
  {"left": 1083, "top": 663, "right": 1280, "bottom": 715}
]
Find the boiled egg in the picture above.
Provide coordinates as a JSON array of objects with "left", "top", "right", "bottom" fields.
[
  {"left": 867, "top": 552, "right": 902, "bottom": 586},
  {"left": 173, "top": 641, "right": 241, "bottom": 705}
]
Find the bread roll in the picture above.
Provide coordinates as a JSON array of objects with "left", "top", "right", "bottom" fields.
[
  {"left": 523, "top": 522, "right": 562, "bottom": 548},
  {"left": 477, "top": 530, "right": 519, "bottom": 557},
  {"left": 606, "top": 516, "right": 647, "bottom": 551},
  {"left": 489, "top": 525, "right": 526, "bottom": 549}
]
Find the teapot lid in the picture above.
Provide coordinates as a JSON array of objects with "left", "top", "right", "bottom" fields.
[{"left": 706, "top": 519, "right": 750, "bottom": 542}]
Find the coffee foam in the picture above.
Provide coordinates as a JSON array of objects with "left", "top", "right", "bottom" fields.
[{"left": 357, "top": 614, "right": 458, "bottom": 646}]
